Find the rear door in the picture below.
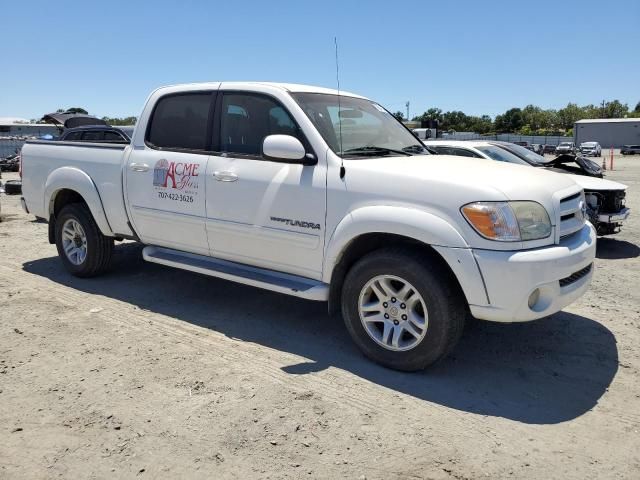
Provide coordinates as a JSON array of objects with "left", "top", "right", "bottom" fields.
[
  {"left": 125, "top": 91, "right": 215, "bottom": 256},
  {"left": 205, "top": 91, "right": 326, "bottom": 279}
]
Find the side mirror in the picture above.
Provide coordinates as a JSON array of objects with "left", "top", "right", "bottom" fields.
[{"left": 262, "top": 135, "right": 315, "bottom": 165}]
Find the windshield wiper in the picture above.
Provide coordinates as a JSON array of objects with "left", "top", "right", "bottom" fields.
[
  {"left": 340, "top": 146, "right": 412, "bottom": 157},
  {"left": 402, "top": 144, "right": 429, "bottom": 154}
]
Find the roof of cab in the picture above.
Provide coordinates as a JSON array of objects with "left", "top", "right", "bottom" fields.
[{"left": 155, "top": 81, "right": 366, "bottom": 99}]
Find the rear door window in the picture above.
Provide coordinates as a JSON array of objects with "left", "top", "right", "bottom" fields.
[{"left": 147, "top": 92, "right": 213, "bottom": 151}]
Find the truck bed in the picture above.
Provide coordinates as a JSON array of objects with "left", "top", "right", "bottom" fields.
[{"left": 21, "top": 140, "right": 134, "bottom": 237}]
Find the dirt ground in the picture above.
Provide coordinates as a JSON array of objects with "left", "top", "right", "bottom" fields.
[{"left": 1, "top": 155, "right": 639, "bottom": 479}]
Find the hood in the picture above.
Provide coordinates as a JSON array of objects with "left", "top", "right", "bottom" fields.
[
  {"left": 568, "top": 174, "right": 627, "bottom": 191},
  {"left": 342, "top": 154, "right": 584, "bottom": 250},
  {"left": 344, "top": 154, "right": 580, "bottom": 210}
]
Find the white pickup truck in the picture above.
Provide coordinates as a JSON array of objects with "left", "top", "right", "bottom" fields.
[{"left": 21, "top": 82, "right": 596, "bottom": 371}]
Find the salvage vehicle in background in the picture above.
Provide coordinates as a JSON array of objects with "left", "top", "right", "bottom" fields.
[
  {"left": 579, "top": 141, "right": 602, "bottom": 157},
  {"left": 20, "top": 82, "right": 596, "bottom": 371},
  {"left": 543, "top": 144, "right": 558, "bottom": 154},
  {"left": 0, "top": 152, "right": 20, "bottom": 172},
  {"left": 425, "top": 140, "right": 630, "bottom": 235},
  {"left": 621, "top": 145, "right": 640, "bottom": 155},
  {"left": 497, "top": 141, "right": 604, "bottom": 178},
  {"left": 59, "top": 125, "right": 134, "bottom": 144},
  {"left": 556, "top": 141, "right": 576, "bottom": 155},
  {"left": 512, "top": 141, "right": 533, "bottom": 151}
]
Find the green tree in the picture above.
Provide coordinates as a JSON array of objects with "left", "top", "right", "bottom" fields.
[
  {"left": 101, "top": 116, "right": 137, "bottom": 126},
  {"left": 634, "top": 101, "right": 640, "bottom": 113},
  {"left": 392, "top": 111, "right": 405, "bottom": 121},
  {"left": 495, "top": 108, "right": 524, "bottom": 133},
  {"left": 468, "top": 115, "right": 493, "bottom": 134},
  {"left": 556, "top": 103, "right": 583, "bottom": 130},
  {"left": 56, "top": 107, "right": 89, "bottom": 114},
  {"left": 67, "top": 107, "right": 88, "bottom": 114},
  {"left": 412, "top": 107, "right": 443, "bottom": 123},
  {"left": 603, "top": 100, "right": 628, "bottom": 118},
  {"left": 441, "top": 111, "right": 470, "bottom": 131}
]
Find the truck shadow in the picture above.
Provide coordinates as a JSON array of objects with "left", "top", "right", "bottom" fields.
[
  {"left": 596, "top": 237, "right": 640, "bottom": 259},
  {"left": 23, "top": 243, "right": 619, "bottom": 425}
]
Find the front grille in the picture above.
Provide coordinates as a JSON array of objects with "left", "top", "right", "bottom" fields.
[
  {"left": 558, "top": 191, "right": 586, "bottom": 238},
  {"left": 559, "top": 263, "right": 592, "bottom": 288}
]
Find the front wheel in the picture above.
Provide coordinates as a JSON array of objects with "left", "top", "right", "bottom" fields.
[
  {"left": 55, "top": 203, "right": 113, "bottom": 277},
  {"left": 341, "top": 248, "right": 465, "bottom": 371}
]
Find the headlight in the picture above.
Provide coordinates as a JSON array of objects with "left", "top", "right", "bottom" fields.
[{"left": 461, "top": 201, "right": 552, "bottom": 241}]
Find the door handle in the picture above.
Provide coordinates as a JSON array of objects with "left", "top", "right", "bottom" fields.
[
  {"left": 130, "top": 163, "right": 149, "bottom": 172},
  {"left": 214, "top": 171, "right": 238, "bottom": 182}
]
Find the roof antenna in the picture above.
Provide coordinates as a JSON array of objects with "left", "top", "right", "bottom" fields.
[{"left": 335, "top": 36, "right": 345, "bottom": 179}]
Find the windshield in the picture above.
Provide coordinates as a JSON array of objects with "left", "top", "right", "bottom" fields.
[
  {"left": 476, "top": 145, "right": 530, "bottom": 165},
  {"left": 496, "top": 142, "right": 550, "bottom": 165},
  {"left": 559, "top": 142, "right": 573, "bottom": 147},
  {"left": 291, "top": 93, "right": 428, "bottom": 157}
]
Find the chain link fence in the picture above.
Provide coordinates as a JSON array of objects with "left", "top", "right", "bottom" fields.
[{"left": 441, "top": 132, "right": 573, "bottom": 145}]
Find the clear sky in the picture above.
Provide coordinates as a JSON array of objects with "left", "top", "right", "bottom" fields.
[{"left": 2, "top": 0, "right": 639, "bottom": 120}]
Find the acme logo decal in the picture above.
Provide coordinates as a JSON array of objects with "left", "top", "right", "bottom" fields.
[
  {"left": 153, "top": 159, "right": 200, "bottom": 191},
  {"left": 270, "top": 216, "right": 321, "bottom": 230}
]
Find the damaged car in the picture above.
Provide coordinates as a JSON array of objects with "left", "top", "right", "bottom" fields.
[{"left": 424, "top": 140, "right": 630, "bottom": 235}]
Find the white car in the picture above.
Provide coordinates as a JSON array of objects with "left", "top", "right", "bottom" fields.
[
  {"left": 579, "top": 141, "right": 602, "bottom": 157},
  {"left": 425, "top": 140, "right": 630, "bottom": 235},
  {"left": 20, "top": 82, "right": 595, "bottom": 371}
]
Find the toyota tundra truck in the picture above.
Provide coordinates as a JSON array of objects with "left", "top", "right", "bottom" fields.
[{"left": 20, "top": 82, "right": 596, "bottom": 371}]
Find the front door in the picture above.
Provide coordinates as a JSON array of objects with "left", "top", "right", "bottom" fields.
[
  {"left": 205, "top": 91, "right": 326, "bottom": 279},
  {"left": 125, "top": 91, "right": 214, "bottom": 255}
]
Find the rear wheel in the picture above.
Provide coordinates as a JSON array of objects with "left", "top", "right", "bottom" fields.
[
  {"left": 55, "top": 203, "right": 113, "bottom": 277},
  {"left": 341, "top": 248, "right": 465, "bottom": 371}
]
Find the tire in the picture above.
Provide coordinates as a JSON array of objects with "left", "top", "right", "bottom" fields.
[
  {"left": 341, "top": 248, "right": 465, "bottom": 371},
  {"left": 55, "top": 203, "right": 113, "bottom": 277},
  {"left": 4, "top": 180, "right": 22, "bottom": 195}
]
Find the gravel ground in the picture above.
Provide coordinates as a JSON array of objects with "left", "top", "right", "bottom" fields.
[{"left": 0, "top": 156, "right": 639, "bottom": 479}]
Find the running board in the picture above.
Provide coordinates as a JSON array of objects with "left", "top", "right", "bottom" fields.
[{"left": 142, "top": 246, "right": 329, "bottom": 301}]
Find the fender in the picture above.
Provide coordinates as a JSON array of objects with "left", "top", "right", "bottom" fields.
[
  {"left": 44, "top": 166, "right": 114, "bottom": 237},
  {"left": 323, "top": 206, "right": 489, "bottom": 307}
]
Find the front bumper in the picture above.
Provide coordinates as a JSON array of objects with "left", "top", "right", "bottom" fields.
[
  {"left": 598, "top": 207, "right": 630, "bottom": 224},
  {"left": 469, "top": 223, "right": 596, "bottom": 322}
]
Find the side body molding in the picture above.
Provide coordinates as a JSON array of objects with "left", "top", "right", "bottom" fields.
[
  {"left": 44, "top": 167, "right": 114, "bottom": 237},
  {"left": 323, "top": 206, "right": 489, "bottom": 306}
]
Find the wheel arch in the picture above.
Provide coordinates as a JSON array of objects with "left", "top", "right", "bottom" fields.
[
  {"left": 45, "top": 167, "right": 113, "bottom": 243},
  {"left": 324, "top": 207, "right": 488, "bottom": 315}
]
